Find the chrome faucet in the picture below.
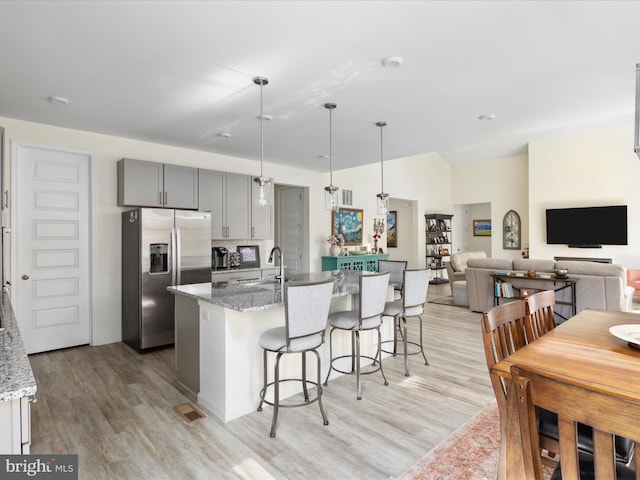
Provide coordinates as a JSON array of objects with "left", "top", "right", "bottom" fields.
[{"left": 268, "top": 246, "right": 285, "bottom": 285}]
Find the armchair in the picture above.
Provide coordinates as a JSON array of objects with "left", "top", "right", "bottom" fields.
[{"left": 446, "top": 251, "right": 487, "bottom": 294}]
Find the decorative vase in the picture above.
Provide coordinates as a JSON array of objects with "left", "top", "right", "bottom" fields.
[{"left": 330, "top": 244, "right": 341, "bottom": 257}]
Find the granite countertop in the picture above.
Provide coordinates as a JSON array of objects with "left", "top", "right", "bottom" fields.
[
  {"left": 0, "top": 293, "right": 37, "bottom": 402},
  {"left": 211, "top": 264, "right": 279, "bottom": 275},
  {"left": 170, "top": 270, "right": 364, "bottom": 313}
]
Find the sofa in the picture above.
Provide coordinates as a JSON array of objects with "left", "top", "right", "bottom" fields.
[{"left": 465, "top": 257, "right": 635, "bottom": 319}]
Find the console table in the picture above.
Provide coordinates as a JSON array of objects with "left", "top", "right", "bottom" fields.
[
  {"left": 321, "top": 254, "right": 389, "bottom": 272},
  {"left": 490, "top": 273, "right": 578, "bottom": 320}
]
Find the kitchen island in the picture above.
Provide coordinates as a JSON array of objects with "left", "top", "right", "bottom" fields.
[
  {"left": 169, "top": 270, "right": 394, "bottom": 422},
  {"left": 0, "top": 294, "right": 37, "bottom": 453}
]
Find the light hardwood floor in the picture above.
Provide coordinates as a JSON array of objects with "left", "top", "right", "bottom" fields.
[{"left": 28, "top": 284, "right": 495, "bottom": 479}]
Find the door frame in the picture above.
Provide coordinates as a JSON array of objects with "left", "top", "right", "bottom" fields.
[{"left": 10, "top": 140, "right": 97, "bottom": 347}]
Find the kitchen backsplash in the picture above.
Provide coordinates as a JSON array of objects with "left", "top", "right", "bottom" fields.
[{"left": 210, "top": 240, "right": 269, "bottom": 264}]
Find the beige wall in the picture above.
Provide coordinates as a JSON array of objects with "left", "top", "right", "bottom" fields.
[
  {"left": 332, "top": 151, "right": 451, "bottom": 270},
  {"left": 1, "top": 116, "right": 449, "bottom": 345},
  {"left": 451, "top": 155, "right": 529, "bottom": 260},
  {"left": 451, "top": 118, "right": 640, "bottom": 270},
  {"left": 528, "top": 120, "right": 640, "bottom": 267}
]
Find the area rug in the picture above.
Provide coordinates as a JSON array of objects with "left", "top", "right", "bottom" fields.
[
  {"left": 396, "top": 402, "right": 501, "bottom": 480},
  {"left": 396, "top": 402, "right": 555, "bottom": 480}
]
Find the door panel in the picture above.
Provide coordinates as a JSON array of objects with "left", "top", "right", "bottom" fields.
[
  {"left": 14, "top": 143, "right": 91, "bottom": 354},
  {"left": 140, "top": 208, "right": 174, "bottom": 349},
  {"left": 175, "top": 210, "right": 211, "bottom": 276},
  {"left": 225, "top": 173, "right": 251, "bottom": 239},
  {"left": 279, "top": 187, "right": 304, "bottom": 274}
]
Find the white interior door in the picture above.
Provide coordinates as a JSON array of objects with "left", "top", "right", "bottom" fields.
[
  {"left": 12, "top": 142, "right": 92, "bottom": 354},
  {"left": 278, "top": 186, "right": 305, "bottom": 274}
]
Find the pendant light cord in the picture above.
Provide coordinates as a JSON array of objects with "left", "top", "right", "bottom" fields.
[
  {"left": 376, "top": 121, "right": 387, "bottom": 195},
  {"left": 329, "top": 106, "right": 333, "bottom": 186},
  {"left": 253, "top": 76, "right": 269, "bottom": 181}
]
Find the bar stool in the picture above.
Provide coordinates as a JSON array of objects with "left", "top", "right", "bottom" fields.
[
  {"left": 381, "top": 269, "right": 430, "bottom": 376},
  {"left": 257, "top": 279, "right": 334, "bottom": 437},
  {"left": 323, "top": 272, "right": 390, "bottom": 400},
  {"left": 378, "top": 260, "right": 407, "bottom": 300}
]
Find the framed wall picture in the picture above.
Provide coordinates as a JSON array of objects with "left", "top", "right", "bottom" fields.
[
  {"left": 503, "top": 209, "right": 521, "bottom": 249},
  {"left": 332, "top": 208, "right": 363, "bottom": 245},
  {"left": 473, "top": 219, "right": 492, "bottom": 237},
  {"left": 387, "top": 210, "right": 397, "bottom": 247}
]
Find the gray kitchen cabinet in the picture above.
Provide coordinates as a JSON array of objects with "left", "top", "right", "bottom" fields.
[
  {"left": 198, "top": 170, "right": 251, "bottom": 239},
  {"left": 0, "top": 396, "right": 31, "bottom": 454},
  {"left": 117, "top": 158, "right": 198, "bottom": 209}
]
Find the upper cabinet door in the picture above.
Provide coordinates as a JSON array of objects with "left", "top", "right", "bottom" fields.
[
  {"left": 198, "top": 169, "right": 225, "bottom": 239},
  {"left": 117, "top": 158, "right": 163, "bottom": 207},
  {"left": 118, "top": 159, "right": 198, "bottom": 209},
  {"left": 251, "top": 177, "right": 274, "bottom": 239},
  {"left": 225, "top": 173, "right": 251, "bottom": 239},
  {"left": 163, "top": 164, "right": 198, "bottom": 209}
]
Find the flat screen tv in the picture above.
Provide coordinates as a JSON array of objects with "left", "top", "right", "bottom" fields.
[{"left": 545, "top": 205, "right": 627, "bottom": 247}]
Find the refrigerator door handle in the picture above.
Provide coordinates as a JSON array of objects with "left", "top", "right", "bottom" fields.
[
  {"left": 175, "top": 228, "right": 182, "bottom": 285},
  {"left": 170, "top": 227, "right": 177, "bottom": 286}
]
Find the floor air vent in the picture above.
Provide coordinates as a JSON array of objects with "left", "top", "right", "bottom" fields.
[{"left": 173, "top": 403, "right": 205, "bottom": 422}]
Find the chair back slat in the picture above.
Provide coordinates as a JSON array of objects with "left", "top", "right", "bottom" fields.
[
  {"left": 285, "top": 280, "right": 334, "bottom": 341},
  {"left": 525, "top": 290, "right": 556, "bottom": 341},
  {"left": 359, "top": 272, "right": 389, "bottom": 321},
  {"left": 512, "top": 364, "right": 640, "bottom": 480}
]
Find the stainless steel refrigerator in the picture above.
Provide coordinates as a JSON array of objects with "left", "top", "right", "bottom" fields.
[{"left": 122, "top": 208, "right": 211, "bottom": 352}]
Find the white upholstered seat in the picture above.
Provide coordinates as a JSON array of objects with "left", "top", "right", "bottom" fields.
[
  {"left": 323, "top": 271, "right": 390, "bottom": 400},
  {"left": 257, "top": 279, "right": 334, "bottom": 437},
  {"left": 382, "top": 269, "right": 430, "bottom": 376}
]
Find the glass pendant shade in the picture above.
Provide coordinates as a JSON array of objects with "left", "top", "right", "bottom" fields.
[
  {"left": 376, "top": 193, "right": 389, "bottom": 215},
  {"left": 253, "top": 76, "right": 272, "bottom": 207},
  {"left": 324, "top": 102, "right": 339, "bottom": 211},
  {"left": 255, "top": 176, "right": 271, "bottom": 207},
  {"left": 376, "top": 121, "right": 389, "bottom": 215},
  {"left": 325, "top": 185, "right": 339, "bottom": 211}
]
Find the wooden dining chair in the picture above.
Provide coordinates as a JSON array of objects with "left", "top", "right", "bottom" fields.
[
  {"left": 523, "top": 291, "right": 635, "bottom": 464},
  {"left": 525, "top": 290, "right": 556, "bottom": 341},
  {"left": 481, "top": 300, "right": 529, "bottom": 414},
  {"left": 482, "top": 300, "right": 562, "bottom": 457},
  {"left": 511, "top": 363, "right": 640, "bottom": 480}
]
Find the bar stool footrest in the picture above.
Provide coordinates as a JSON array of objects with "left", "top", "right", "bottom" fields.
[
  {"left": 258, "top": 378, "right": 323, "bottom": 409},
  {"left": 327, "top": 354, "right": 383, "bottom": 376},
  {"left": 381, "top": 339, "right": 424, "bottom": 357}
]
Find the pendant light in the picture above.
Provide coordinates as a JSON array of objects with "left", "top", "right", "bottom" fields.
[
  {"left": 324, "top": 102, "right": 339, "bottom": 211},
  {"left": 376, "top": 121, "right": 389, "bottom": 215},
  {"left": 253, "top": 76, "right": 272, "bottom": 207}
]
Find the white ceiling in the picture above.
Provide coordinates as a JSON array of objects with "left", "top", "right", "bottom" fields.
[{"left": 1, "top": 1, "right": 639, "bottom": 172}]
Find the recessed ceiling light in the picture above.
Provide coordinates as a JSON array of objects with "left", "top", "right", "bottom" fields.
[
  {"left": 478, "top": 114, "right": 495, "bottom": 121},
  {"left": 48, "top": 96, "right": 70, "bottom": 105},
  {"left": 257, "top": 114, "right": 273, "bottom": 121},
  {"left": 381, "top": 56, "right": 404, "bottom": 68},
  {"left": 218, "top": 133, "right": 231, "bottom": 138},
  {"left": 319, "top": 154, "right": 329, "bottom": 159}
]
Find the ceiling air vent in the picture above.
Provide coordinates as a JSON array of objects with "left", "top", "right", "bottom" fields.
[{"left": 342, "top": 189, "right": 353, "bottom": 206}]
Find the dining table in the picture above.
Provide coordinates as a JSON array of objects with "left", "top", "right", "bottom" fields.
[{"left": 490, "top": 307, "right": 640, "bottom": 479}]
